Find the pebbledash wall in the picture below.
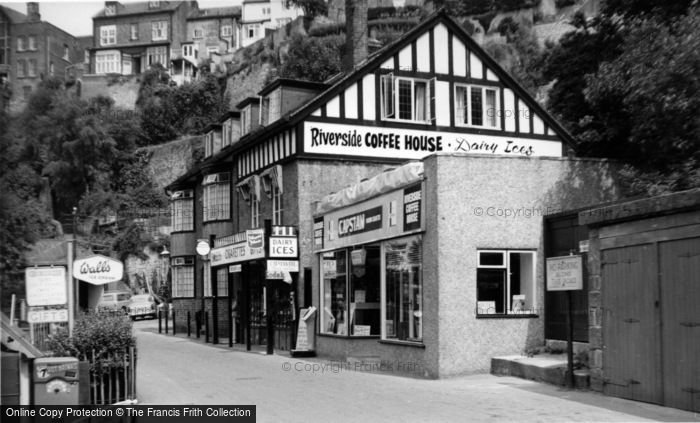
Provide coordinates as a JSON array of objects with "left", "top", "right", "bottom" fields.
[{"left": 312, "top": 154, "right": 621, "bottom": 378}]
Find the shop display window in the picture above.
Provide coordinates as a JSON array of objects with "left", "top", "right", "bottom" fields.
[
  {"left": 321, "top": 251, "right": 347, "bottom": 335},
  {"left": 476, "top": 250, "right": 535, "bottom": 315},
  {"left": 384, "top": 235, "right": 423, "bottom": 342},
  {"left": 349, "top": 246, "right": 380, "bottom": 335}
]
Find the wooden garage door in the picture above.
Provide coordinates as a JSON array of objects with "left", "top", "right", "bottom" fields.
[
  {"left": 660, "top": 237, "right": 700, "bottom": 412},
  {"left": 602, "top": 244, "right": 663, "bottom": 404}
]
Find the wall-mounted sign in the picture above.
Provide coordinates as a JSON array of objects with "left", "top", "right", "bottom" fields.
[
  {"left": 28, "top": 308, "right": 69, "bottom": 323},
  {"left": 403, "top": 184, "right": 422, "bottom": 232},
  {"left": 229, "top": 264, "right": 242, "bottom": 273},
  {"left": 269, "top": 237, "right": 298, "bottom": 258},
  {"left": 25, "top": 267, "right": 67, "bottom": 306},
  {"left": 73, "top": 255, "right": 123, "bottom": 285},
  {"left": 267, "top": 260, "right": 299, "bottom": 273},
  {"left": 314, "top": 217, "right": 324, "bottom": 249},
  {"left": 546, "top": 255, "right": 583, "bottom": 291},
  {"left": 210, "top": 229, "right": 265, "bottom": 267},
  {"left": 338, "top": 206, "right": 382, "bottom": 238},
  {"left": 579, "top": 240, "right": 590, "bottom": 253},
  {"left": 304, "top": 121, "right": 563, "bottom": 160}
]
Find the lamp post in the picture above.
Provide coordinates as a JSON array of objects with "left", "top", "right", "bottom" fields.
[{"left": 160, "top": 246, "right": 170, "bottom": 298}]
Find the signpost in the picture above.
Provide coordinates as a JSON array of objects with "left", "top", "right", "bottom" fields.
[
  {"left": 25, "top": 267, "right": 67, "bottom": 306},
  {"left": 546, "top": 255, "right": 584, "bottom": 388}
]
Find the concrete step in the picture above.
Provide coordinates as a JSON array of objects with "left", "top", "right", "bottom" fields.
[{"left": 491, "top": 354, "right": 589, "bottom": 388}]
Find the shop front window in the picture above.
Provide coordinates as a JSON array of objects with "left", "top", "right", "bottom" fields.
[
  {"left": 476, "top": 250, "right": 535, "bottom": 315},
  {"left": 384, "top": 235, "right": 423, "bottom": 342},
  {"left": 349, "top": 246, "right": 380, "bottom": 335},
  {"left": 321, "top": 251, "right": 347, "bottom": 335}
]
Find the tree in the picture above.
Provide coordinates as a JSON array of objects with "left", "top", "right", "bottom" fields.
[
  {"left": 285, "top": 0, "right": 327, "bottom": 19},
  {"left": 279, "top": 33, "right": 344, "bottom": 82}
]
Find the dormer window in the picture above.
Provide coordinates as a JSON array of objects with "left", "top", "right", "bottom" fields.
[
  {"left": 149, "top": 1, "right": 160, "bottom": 9},
  {"left": 241, "top": 106, "right": 251, "bottom": 135},
  {"left": 105, "top": 4, "right": 116, "bottom": 15}
]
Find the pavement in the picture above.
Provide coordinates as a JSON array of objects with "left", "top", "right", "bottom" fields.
[{"left": 134, "top": 319, "right": 699, "bottom": 423}]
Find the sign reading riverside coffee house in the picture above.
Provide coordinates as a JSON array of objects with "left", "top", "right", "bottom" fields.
[
  {"left": 210, "top": 229, "right": 265, "bottom": 266},
  {"left": 73, "top": 255, "right": 124, "bottom": 285},
  {"left": 304, "top": 122, "right": 563, "bottom": 160}
]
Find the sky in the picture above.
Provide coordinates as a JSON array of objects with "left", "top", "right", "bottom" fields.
[{"left": 1, "top": 0, "right": 243, "bottom": 36}]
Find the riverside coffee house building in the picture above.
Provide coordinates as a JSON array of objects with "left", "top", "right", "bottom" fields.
[{"left": 165, "top": 9, "right": 621, "bottom": 376}]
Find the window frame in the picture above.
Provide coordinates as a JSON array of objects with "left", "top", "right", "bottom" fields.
[
  {"left": 454, "top": 83, "right": 501, "bottom": 129},
  {"left": 380, "top": 74, "right": 432, "bottom": 124},
  {"left": 171, "top": 256, "right": 195, "bottom": 298},
  {"left": 221, "top": 25, "right": 233, "bottom": 37},
  {"left": 193, "top": 28, "right": 203, "bottom": 39},
  {"left": 476, "top": 249, "right": 537, "bottom": 316},
  {"left": 202, "top": 172, "right": 231, "bottom": 222},
  {"left": 95, "top": 50, "right": 120, "bottom": 74},
  {"left": 16, "top": 59, "right": 25, "bottom": 77},
  {"left": 151, "top": 20, "right": 168, "bottom": 42},
  {"left": 27, "top": 36, "right": 36, "bottom": 51},
  {"left": 17, "top": 36, "right": 25, "bottom": 51},
  {"left": 100, "top": 25, "right": 117, "bottom": 46},
  {"left": 171, "top": 189, "right": 194, "bottom": 232},
  {"left": 146, "top": 46, "right": 167, "bottom": 67},
  {"left": 27, "top": 59, "right": 36, "bottom": 77},
  {"left": 130, "top": 23, "right": 139, "bottom": 40}
]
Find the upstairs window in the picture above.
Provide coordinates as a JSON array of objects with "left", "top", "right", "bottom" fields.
[
  {"left": 221, "top": 25, "right": 232, "bottom": 37},
  {"left": 151, "top": 21, "right": 168, "bottom": 41},
  {"left": 16, "top": 60, "right": 25, "bottom": 77},
  {"left": 27, "top": 36, "right": 36, "bottom": 51},
  {"left": 130, "top": 23, "right": 139, "bottom": 40},
  {"left": 241, "top": 107, "right": 251, "bottom": 135},
  {"left": 171, "top": 189, "right": 194, "bottom": 232},
  {"left": 380, "top": 74, "right": 434, "bottom": 123},
  {"left": 63, "top": 44, "right": 70, "bottom": 60},
  {"left": 149, "top": 1, "right": 161, "bottom": 9},
  {"left": 100, "top": 25, "right": 116, "bottom": 46},
  {"left": 202, "top": 172, "right": 231, "bottom": 222},
  {"left": 193, "top": 28, "right": 203, "bottom": 39},
  {"left": 455, "top": 84, "right": 500, "bottom": 129},
  {"left": 27, "top": 59, "right": 36, "bottom": 77},
  {"left": 17, "top": 36, "right": 25, "bottom": 51},
  {"left": 262, "top": 165, "right": 283, "bottom": 225},
  {"left": 246, "top": 24, "right": 260, "bottom": 40}
]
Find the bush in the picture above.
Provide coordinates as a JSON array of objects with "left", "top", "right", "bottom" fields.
[{"left": 46, "top": 311, "right": 135, "bottom": 370}]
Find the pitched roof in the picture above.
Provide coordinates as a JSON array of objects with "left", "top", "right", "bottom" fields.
[
  {"left": 188, "top": 6, "right": 241, "bottom": 20},
  {"left": 94, "top": 1, "right": 181, "bottom": 19},
  {"left": 0, "top": 5, "right": 28, "bottom": 23},
  {"left": 165, "top": 9, "right": 577, "bottom": 189}
]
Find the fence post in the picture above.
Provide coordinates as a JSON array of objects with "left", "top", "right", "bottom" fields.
[
  {"left": 165, "top": 309, "right": 169, "bottom": 334},
  {"left": 205, "top": 311, "right": 210, "bottom": 343},
  {"left": 195, "top": 311, "right": 201, "bottom": 339},
  {"left": 158, "top": 310, "right": 162, "bottom": 333},
  {"left": 172, "top": 310, "right": 176, "bottom": 336},
  {"left": 187, "top": 311, "right": 191, "bottom": 337}
]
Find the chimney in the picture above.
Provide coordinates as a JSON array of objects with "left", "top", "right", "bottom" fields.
[
  {"left": 27, "top": 2, "right": 40, "bottom": 22},
  {"left": 342, "top": 0, "right": 368, "bottom": 72}
]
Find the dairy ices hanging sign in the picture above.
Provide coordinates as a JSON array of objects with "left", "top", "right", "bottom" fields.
[
  {"left": 73, "top": 255, "right": 124, "bottom": 285},
  {"left": 304, "top": 121, "right": 563, "bottom": 159}
]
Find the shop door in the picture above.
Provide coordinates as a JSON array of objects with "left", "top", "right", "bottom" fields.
[
  {"left": 601, "top": 244, "right": 663, "bottom": 405},
  {"left": 659, "top": 237, "right": 700, "bottom": 412},
  {"left": 246, "top": 265, "right": 294, "bottom": 351}
]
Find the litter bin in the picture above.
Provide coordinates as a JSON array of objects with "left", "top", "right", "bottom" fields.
[{"left": 33, "top": 357, "right": 80, "bottom": 405}]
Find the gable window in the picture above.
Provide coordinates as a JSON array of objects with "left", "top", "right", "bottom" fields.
[
  {"left": 172, "top": 257, "right": 195, "bottom": 297},
  {"left": 105, "top": 4, "right": 116, "bottom": 15},
  {"left": 27, "top": 36, "right": 36, "bottom": 51},
  {"left": 380, "top": 74, "right": 433, "bottom": 123},
  {"left": 455, "top": 84, "right": 500, "bottom": 129},
  {"left": 17, "top": 36, "right": 25, "bottom": 51},
  {"left": 171, "top": 189, "right": 194, "bottom": 232},
  {"left": 100, "top": 25, "right": 116, "bottom": 46},
  {"left": 151, "top": 21, "right": 168, "bottom": 41},
  {"left": 476, "top": 250, "right": 535, "bottom": 315},
  {"left": 221, "top": 25, "right": 232, "bottom": 37},
  {"left": 202, "top": 172, "right": 231, "bottom": 222},
  {"left": 130, "top": 23, "right": 138, "bottom": 40},
  {"left": 146, "top": 46, "right": 167, "bottom": 67}
]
